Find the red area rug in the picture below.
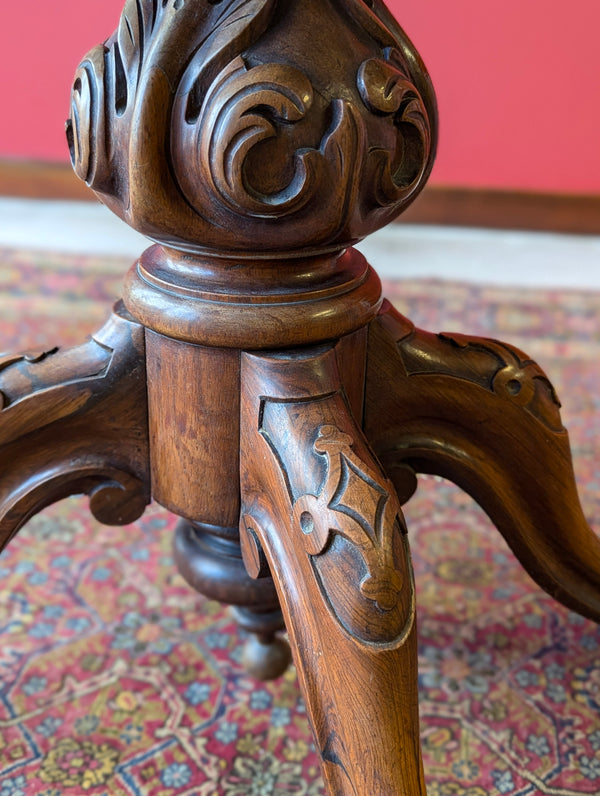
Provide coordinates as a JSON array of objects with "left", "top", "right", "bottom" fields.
[{"left": 1, "top": 246, "right": 599, "bottom": 795}]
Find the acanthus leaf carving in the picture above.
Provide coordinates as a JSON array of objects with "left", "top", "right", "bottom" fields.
[
  {"left": 358, "top": 48, "right": 431, "bottom": 207},
  {"left": 176, "top": 58, "right": 319, "bottom": 218},
  {"left": 180, "top": 0, "right": 278, "bottom": 123},
  {"left": 69, "top": 0, "right": 436, "bottom": 253},
  {"left": 67, "top": 0, "right": 174, "bottom": 193},
  {"left": 113, "top": 0, "right": 155, "bottom": 98},
  {"left": 172, "top": 54, "right": 368, "bottom": 245}
]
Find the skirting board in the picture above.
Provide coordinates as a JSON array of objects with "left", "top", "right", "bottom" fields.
[{"left": 1, "top": 159, "right": 599, "bottom": 235}]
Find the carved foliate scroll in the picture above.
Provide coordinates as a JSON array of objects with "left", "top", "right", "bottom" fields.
[{"left": 67, "top": 0, "right": 436, "bottom": 255}]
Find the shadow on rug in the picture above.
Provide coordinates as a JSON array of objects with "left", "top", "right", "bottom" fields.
[{"left": 1, "top": 247, "right": 599, "bottom": 795}]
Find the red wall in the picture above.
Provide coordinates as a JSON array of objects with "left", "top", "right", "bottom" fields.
[
  {"left": 1, "top": 0, "right": 599, "bottom": 193},
  {"left": 397, "top": 0, "right": 600, "bottom": 193}
]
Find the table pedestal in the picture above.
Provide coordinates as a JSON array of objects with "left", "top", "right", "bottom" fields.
[{"left": 1, "top": 1, "right": 599, "bottom": 792}]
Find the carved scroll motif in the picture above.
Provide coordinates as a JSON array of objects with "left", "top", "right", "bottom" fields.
[
  {"left": 67, "top": 55, "right": 103, "bottom": 185},
  {"left": 66, "top": 0, "right": 277, "bottom": 193},
  {"left": 172, "top": 59, "right": 364, "bottom": 224},
  {"left": 358, "top": 48, "right": 431, "bottom": 206},
  {"left": 395, "top": 321, "right": 564, "bottom": 432},
  {"left": 67, "top": 0, "right": 436, "bottom": 253}
]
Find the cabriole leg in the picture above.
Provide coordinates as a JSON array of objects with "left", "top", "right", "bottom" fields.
[
  {"left": 239, "top": 341, "right": 425, "bottom": 796},
  {"left": 365, "top": 301, "right": 600, "bottom": 622},
  {"left": 0, "top": 303, "right": 150, "bottom": 551}
]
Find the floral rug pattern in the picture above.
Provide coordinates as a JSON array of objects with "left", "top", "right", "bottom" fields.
[{"left": 1, "top": 246, "right": 599, "bottom": 794}]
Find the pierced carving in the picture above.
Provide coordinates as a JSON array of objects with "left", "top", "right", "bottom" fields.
[{"left": 68, "top": 0, "right": 436, "bottom": 254}]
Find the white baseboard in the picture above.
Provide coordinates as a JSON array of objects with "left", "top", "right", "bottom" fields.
[{"left": 2, "top": 198, "right": 600, "bottom": 289}]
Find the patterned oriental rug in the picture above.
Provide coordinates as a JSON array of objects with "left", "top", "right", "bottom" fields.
[{"left": 0, "top": 245, "right": 599, "bottom": 796}]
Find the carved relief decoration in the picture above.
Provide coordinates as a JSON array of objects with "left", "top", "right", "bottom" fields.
[
  {"left": 172, "top": 59, "right": 366, "bottom": 233},
  {"left": 67, "top": 0, "right": 436, "bottom": 255},
  {"left": 292, "top": 425, "right": 405, "bottom": 610},
  {"left": 358, "top": 47, "right": 431, "bottom": 209},
  {"left": 0, "top": 313, "right": 150, "bottom": 548},
  {"left": 393, "top": 317, "right": 564, "bottom": 433},
  {"left": 258, "top": 402, "right": 415, "bottom": 646}
]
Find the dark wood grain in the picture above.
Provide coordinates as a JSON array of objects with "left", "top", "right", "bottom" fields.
[
  {"left": 0, "top": 1, "right": 597, "bottom": 793},
  {"left": 66, "top": 0, "right": 436, "bottom": 255},
  {"left": 240, "top": 342, "right": 425, "bottom": 794},
  {"left": 0, "top": 303, "right": 150, "bottom": 550},
  {"left": 145, "top": 331, "right": 241, "bottom": 525},
  {"left": 364, "top": 302, "right": 600, "bottom": 623}
]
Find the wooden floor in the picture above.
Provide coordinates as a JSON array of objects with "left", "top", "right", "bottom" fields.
[{"left": 1, "top": 197, "right": 600, "bottom": 288}]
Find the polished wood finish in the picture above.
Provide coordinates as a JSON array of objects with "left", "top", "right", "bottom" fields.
[
  {"left": 0, "top": 304, "right": 150, "bottom": 550},
  {"left": 365, "top": 302, "right": 600, "bottom": 622},
  {"left": 239, "top": 342, "right": 424, "bottom": 794},
  {"left": 1, "top": 1, "right": 598, "bottom": 793}
]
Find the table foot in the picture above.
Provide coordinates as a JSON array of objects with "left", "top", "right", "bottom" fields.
[
  {"left": 173, "top": 518, "right": 288, "bottom": 680},
  {"left": 232, "top": 606, "right": 291, "bottom": 681}
]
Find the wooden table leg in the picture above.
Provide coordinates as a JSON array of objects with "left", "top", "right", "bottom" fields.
[
  {"left": 7, "top": 0, "right": 588, "bottom": 790},
  {"left": 240, "top": 340, "right": 425, "bottom": 795},
  {"left": 0, "top": 304, "right": 150, "bottom": 550},
  {"left": 365, "top": 300, "right": 600, "bottom": 622}
]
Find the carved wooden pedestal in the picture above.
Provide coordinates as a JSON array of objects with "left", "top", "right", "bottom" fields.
[{"left": 2, "top": 1, "right": 599, "bottom": 793}]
